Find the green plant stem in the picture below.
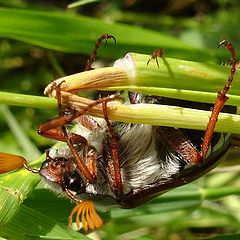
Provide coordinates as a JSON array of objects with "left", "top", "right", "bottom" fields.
[
  {"left": 48, "top": 53, "right": 240, "bottom": 106},
  {"left": 0, "top": 92, "right": 56, "bottom": 109},
  {"left": 1, "top": 53, "right": 240, "bottom": 134},
  {"left": 1, "top": 91, "right": 240, "bottom": 134}
]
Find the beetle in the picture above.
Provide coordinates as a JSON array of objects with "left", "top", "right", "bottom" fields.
[{"left": 0, "top": 37, "right": 238, "bottom": 232}]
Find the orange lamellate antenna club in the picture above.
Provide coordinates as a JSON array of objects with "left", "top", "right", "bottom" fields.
[
  {"left": 0, "top": 152, "right": 27, "bottom": 173},
  {"left": 69, "top": 200, "right": 103, "bottom": 232}
]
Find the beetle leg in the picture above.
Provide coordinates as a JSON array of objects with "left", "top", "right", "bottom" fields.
[
  {"left": 158, "top": 41, "right": 237, "bottom": 164},
  {"left": 38, "top": 122, "right": 88, "bottom": 144},
  {"left": 39, "top": 83, "right": 121, "bottom": 183},
  {"left": 152, "top": 42, "right": 236, "bottom": 165},
  {"left": 201, "top": 40, "right": 237, "bottom": 160},
  {"left": 102, "top": 101, "right": 123, "bottom": 196},
  {"left": 78, "top": 115, "right": 101, "bottom": 131},
  {"left": 128, "top": 48, "right": 164, "bottom": 104},
  {"left": 84, "top": 33, "right": 116, "bottom": 71},
  {"left": 57, "top": 84, "right": 97, "bottom": 182},
  {"left": 38, "top": 91, "right": 120, "bottom": 139},
  {"left": 68, "top": 34, "right": 116, "bottom": 95},
  {"left": 147, "top": 48, "right": 164, "bottom": 68},
  {"left": 38, "top": 82, "right": 88, "bottom": 144},
  {"left": 39, "top": 84, "right": 95, "bottom": 182},
  {"left": 155, "top": 127, "right": 201, "bottom": 164}
]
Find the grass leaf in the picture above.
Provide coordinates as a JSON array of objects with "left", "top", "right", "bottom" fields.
[
  {"left": 67, "top": 0, "right": 100, "bottom": 9},
  {"left": 0, "top": 7, "right": 212, "bottom": 61},
  {"left": 0, "top": 105, "right": 40, "bottom": 160},
  {"left": 1, "top": 204, "right": 89, "bottom": 239}
]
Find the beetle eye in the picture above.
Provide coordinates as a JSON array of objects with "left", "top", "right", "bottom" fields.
[
  {"left": 64, "top": 172, "right": 85, "bottom": 193},
  {"left": 41, "top": 160, "right": 49, "bottom": 169}
]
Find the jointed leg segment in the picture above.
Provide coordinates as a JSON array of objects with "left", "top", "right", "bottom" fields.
[
  {"left": 84, "top": 34, "right": 116, "bottom": 71},
  {"left": 38, "top": 83, "right": 121, "bottom": 183},
  {"left": 201, "top": 40, "right": 237, "bottom": 160},
  {"left": 102, "top": 101, "right": 123, "bottom": 195},
  {"left": 149, "top": 41, "right": 237, "bottom": 165},
  {"left": 147, "top": 48, "right": 164, "bottom": 68}
]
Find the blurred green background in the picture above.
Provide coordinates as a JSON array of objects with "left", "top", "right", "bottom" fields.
[{"left": 0, "top": 0, "right": 240, "bottom": 239}]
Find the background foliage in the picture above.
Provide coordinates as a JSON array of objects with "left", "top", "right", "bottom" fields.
[{"left": 0, "top": 0, "right": 240, "bottom": 239}]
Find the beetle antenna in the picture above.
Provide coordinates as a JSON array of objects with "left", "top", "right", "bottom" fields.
[
  {"left": 0, "top": 152, "right": 39, "bottom": 174},
  {"left": 22, "top": 162, "right": 40, "bottom": 174}
]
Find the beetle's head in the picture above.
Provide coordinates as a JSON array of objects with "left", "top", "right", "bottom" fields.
[{"left": 39, "top": 155, "right": 85, "bottom": 194}]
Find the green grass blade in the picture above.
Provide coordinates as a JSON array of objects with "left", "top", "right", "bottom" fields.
[
  {"left": 208, "top": 234, "right": 240, "bottom": 240},
  {"left": 1, "top": 205, "right": 89, "bottom": 239},
  {"left": 0, "top": 156, "right": 43, "bottom": 228},
  {"left": 0, "top": 7, "right": 211, "bottom": 61},
  {"left": 111, "top": 185, "right": 202, "bottom": 219},
  {"left": 67, "top": 0, "right": 100, "bottom": 9},
  {"left": 203, "top": 186, "right": 240, "bottom": 200},
  {"left": 0, "top": 105, "right": 40, "bottom": 160},
  {"left": 0, "top": 173, "right": 40, "bottom": 228}
]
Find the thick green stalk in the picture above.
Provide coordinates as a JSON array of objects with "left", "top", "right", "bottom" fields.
[
  {"left": 46, "top": 53, "right": 240, "bottom": 106},
  {"left": 0, "top": 92, "right": 56, "bottom": 109},
  {"left": 1, "top": 91, "right": 240, "bottom": 134}
]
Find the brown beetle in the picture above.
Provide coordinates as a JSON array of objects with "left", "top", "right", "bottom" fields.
[{"left": 0, "top": 37, "right": 237, "bottom": 232}]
